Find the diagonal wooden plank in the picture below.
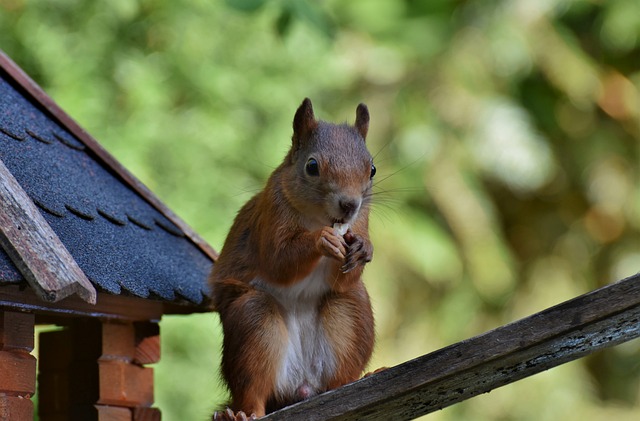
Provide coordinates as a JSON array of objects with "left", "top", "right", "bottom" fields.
[
  {"left": 263, "top": 273, "right": 640, "bottom": 421},
  {"left": 0, "top": 157, "right": 96, "bottom": 304}
]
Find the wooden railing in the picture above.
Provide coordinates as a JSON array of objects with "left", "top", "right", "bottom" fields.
[{"left": 264, "top": 273, "right": 640, "bottom": 420}]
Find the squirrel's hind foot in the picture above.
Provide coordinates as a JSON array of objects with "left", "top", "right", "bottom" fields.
[{"left": 213, "top": 407, "right": 257, "bottom": 421}]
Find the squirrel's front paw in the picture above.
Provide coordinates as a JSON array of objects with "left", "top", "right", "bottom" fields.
[
  {"left": 317, "top": 226, "right": 347, "bottom": 261},
  {"left": 341, "top": 231, "right": 373, "bottom": 273}
]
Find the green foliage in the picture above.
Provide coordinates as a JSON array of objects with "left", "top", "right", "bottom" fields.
[{"left": 1, "top": 0, "right": 638, "bottom": 419}]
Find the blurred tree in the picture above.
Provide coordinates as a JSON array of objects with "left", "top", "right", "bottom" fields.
[{"left": 1, "top": 0, "right": 638, "bottom": 420}]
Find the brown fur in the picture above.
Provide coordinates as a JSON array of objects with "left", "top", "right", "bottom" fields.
[{"left": 210, "top": 98, "right": 376, "bottom": 419}]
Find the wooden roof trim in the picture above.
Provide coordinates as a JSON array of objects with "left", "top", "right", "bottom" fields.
[
  {"left": 0, "top": 158, "right": 97, "bottom": 304},
  {"left": 0, "top": 284, "right": 210, "bottom": 322},
  {"left": 0, "top": 50, "right": 218, "bottom": 262},
  {"left": 0, "top": 284, "right": 163, "bottom": 322},
  {"left": 263, "top": 273, "right": 640, "bottom": 420}
]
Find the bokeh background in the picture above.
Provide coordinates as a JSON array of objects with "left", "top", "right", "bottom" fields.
[{"left": 2, "top": 0, "right": 639, "bottom": 420}]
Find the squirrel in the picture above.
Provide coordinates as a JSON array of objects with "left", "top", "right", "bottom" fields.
[{"left": 210, "top": 98, "right": 376, "bottom": 420}]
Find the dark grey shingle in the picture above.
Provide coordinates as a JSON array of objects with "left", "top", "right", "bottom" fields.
[{"left": 0, "top": 71, "right": 212, "bottom": 305}]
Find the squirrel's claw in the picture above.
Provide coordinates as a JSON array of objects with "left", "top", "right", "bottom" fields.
[
  {"left": 213, "top": 408, "right": 257, "bottom": 421},
  {"left": 363, "top": 366, "right": 388, "bottom": 378},
  {"left": 341, "top": 230, "right": 373, "bottom": 273},
  {"left": 341, "top": 261, "right": 358, "bottom": 274}
]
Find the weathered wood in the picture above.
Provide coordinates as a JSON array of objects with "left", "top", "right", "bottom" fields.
[
  {"left": 264, "top": 274, "right": 640, "bottom": 421},
  {"left": 0, "top": 285, "right": 166, "bottom": 321},
  {"left": 0, "top": 158, "right": 96, "bottom": 304},
  {"left": 0, "top": 49, "right": 218, "bottom": 263},
  {"left": 0, "top": 312, "right": 34, "bottom": 351}
]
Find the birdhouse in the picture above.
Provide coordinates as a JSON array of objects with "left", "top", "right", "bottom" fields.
[{"left": 0, "top": 50, "right": 215, "bottom": 420}]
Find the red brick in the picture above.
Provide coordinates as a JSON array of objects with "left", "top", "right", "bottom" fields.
[
  {"left": 133, "top": 407, "right": 161, "bottom": 421},
  {"left": 96, "top": 405, "right": 132, "bottom": 421},
  {"left": 98, "top": 360, "right": 153, "bottom": 407},
  {"left": 0, "top": 394, "right": 33, "bottom": 421},
  {"left": 102, "top": 323, "right": 135, "bottom": 361},
  {"left": 0, "top": 351, "right": 36, "bottom": 395}
]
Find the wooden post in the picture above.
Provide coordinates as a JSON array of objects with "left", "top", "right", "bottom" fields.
[
  {"left": 39, "top": 319, "right": 161, "bottom": 421},
  {"left": 38, "top": 320, "right": 98, "bottom": 421},
  {"left": 0, "top": 311, "right": 36, "bottom": 421}
]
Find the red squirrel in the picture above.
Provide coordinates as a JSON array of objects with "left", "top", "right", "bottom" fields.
[{"left": 210, "top": 98, "right": 376, "bottom": 419}]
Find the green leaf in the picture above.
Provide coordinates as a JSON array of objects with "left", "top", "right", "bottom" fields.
[{"left": 224, "top": 0, "right": 267, "bottom": 13}]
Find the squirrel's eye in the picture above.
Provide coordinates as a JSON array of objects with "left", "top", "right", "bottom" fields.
[
  {"left": 370, "top": 163, "right": 376, "bottom": 179},
  {"left": 306, "top": 158, "right": 320, "bottom": 177}
]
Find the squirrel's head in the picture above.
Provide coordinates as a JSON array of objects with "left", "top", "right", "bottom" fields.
[{"left": 284, "top": 98, "right": 376, "bottom": 228}]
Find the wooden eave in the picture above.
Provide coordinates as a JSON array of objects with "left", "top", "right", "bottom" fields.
[
  {"left": 0, "top": 284, "right": 162, "bottom": 322},
  {"left": 0, "top": 283, "right": 208, "bottom": 323}
]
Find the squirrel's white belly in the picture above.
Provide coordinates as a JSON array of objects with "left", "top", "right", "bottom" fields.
[{"left": 250, "top": 257, "right": 336, "bottom": 400}]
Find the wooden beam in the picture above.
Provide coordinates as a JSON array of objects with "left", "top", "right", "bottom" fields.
[
  {"left": 0, "top": 285, "right": 166, "bottom": 322},
  {"left": 0, "top": 284, "right": 208, "bottom": 321},
  {"left": 0, "top": 158, "right": 96, "bottom": 304},
  {"left": 0, "top": 49, "right": 218, "bottom": 263},
  {"left": 263, "top": 273, "right": 640, "bottom": 420}
]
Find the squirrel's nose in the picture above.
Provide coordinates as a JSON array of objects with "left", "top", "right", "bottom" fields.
[{"left": 339, "top": 198, "right": 360, "bottom": 220}]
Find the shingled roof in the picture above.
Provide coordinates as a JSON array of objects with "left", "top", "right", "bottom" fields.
[{"left": 0, "top": 51, "right": 214, "bottom": 308}]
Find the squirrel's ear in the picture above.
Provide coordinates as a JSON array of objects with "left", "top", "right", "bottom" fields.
[
  {"left": 293, "top": 98, "right": 317, "bottom": 144},
  {"left": 355, "top": 103, "right": 369, "bottom": 140}
]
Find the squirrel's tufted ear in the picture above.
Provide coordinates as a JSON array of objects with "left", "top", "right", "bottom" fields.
[
  {"left": 355, "top": 103, "right": 369, "bottom": 140},
  {"left": 293, "top": 98, "right": 318, "bottom": 145}
]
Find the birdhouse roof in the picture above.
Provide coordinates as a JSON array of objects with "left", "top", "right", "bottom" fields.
[{"left": 0, "top": 51, "right": 214, "bottom": 310}]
